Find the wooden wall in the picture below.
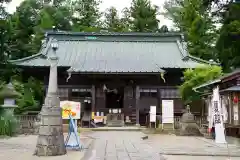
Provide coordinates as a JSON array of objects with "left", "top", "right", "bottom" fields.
[{"left": 22, "top": 67, "right": 189, "bottom": 117}]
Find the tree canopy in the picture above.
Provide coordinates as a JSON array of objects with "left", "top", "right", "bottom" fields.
[
  {"left": 0, "top": 0, "right": 239, "bottom": 111},
  {"left": 163, "top": 0, "right": 218, "bottom": 61},
  {"left": 163, "top": 0, "right": 240, "bottom": 71},
  {"left": 179, "top": 66, "right": 223, "bottom": 104}
]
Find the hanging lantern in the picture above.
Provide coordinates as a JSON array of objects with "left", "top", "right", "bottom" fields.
[{"left": 233, "top": 96, "right": 238, "bottom": 104}]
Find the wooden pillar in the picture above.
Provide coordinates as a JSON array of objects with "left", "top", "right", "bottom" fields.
[
  {"left": 135, "top": 86, "right": 140, "bottom": 126},
  {"left": 157, "top": 88, "right": 161, "bottom": 126},
  {"left": 157, "top": 88, "right": 161, "bottom": 114},
  {"left": 91, "top": 85, "right": 96, "bottom": 112}
]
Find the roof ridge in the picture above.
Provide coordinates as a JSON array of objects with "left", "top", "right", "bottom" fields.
[
  {"left": 187, "top": 55, "right": 220, "bottom": 65},
  {"left": 9, "top": 53, "right": 43, "bottom": 63},
  {"left": 176, "top": 40, "right": 188, "bottom": 59},
  {"left": 175, "top": 38, "right": 220, "bottom": 66},
  {"left": 46, "top": 31, "right": 183, "bottom": 37}
]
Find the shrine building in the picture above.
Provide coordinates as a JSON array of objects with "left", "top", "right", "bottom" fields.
[{"left": 13, "top": 31, "right": 212, "bottom": 126}]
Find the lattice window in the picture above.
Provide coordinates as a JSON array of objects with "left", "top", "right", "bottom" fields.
[
  {"left": 140, "top": 88, "right": 157, "bottom": 98},
  {"left": 160, "top": 88, "right": 180, "bottom": 99},
  {"left": 71, "top": 88, "right": 91, "bottom": 98}
]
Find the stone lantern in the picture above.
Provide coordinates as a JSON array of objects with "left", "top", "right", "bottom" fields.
[
  {"left": 0, "top": 82, "right": 19, "bottom": 113},
  {"left": 179, "top": 105, "right": 202, "bottom": 136}
]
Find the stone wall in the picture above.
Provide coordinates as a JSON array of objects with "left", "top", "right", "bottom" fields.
[{"left": 15, "top": 115, "right": 40, "bottom": 135}]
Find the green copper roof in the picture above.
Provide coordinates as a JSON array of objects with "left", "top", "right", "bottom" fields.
[{"left": 12, "top": 31, "right": 211, "bottom": 73}]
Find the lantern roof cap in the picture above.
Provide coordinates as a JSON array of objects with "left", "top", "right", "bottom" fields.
[{"left": 0, "top": 82, "right": 20, "bottom": 98}]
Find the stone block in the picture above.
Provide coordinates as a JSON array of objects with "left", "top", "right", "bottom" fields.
[
  {"left": 38, "top": 125, "right": 63, "bottom": 135},
  {"left": 41, "top": 116, "right": 63, "bottom": 126},
  {"left": 36, "top": 135, "right": 65, "bottom": 146}
]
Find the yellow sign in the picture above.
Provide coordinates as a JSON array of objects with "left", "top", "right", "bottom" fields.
[{"left": 60, "top": 101, "right": 81, "bottom": 119}]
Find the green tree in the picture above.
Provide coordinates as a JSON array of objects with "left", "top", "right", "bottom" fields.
[
  {"left": 12, "top": 76, "right": 44, "bottom": 114},
  {"left": 0, "top": 0, "right": 17, "bottom": 81},
  {"left": 179, "top": 66, "right": 223, "bottom": 104},
  {"left": 32, "top": 4, "right": 73, "bottom": 53},
  {"left": 163, "top": 0, "right": 217, "bottom": 60},
  {"left": 215, "top": 2, "right": 240, "bottom": 71},
  {"left": 104, "top": 7, "right": 124, "bottom": 32},
  {"left": 119, "top": 7, "right": 132, "bottom": 32},
  {"left": 7, "top": 0, "right": 42, "bottom": 59},
  {"left": 72, "top": 0, "right": 102, "bottom": 32},
  {"left": 8, "top": 0, "right": 74, "bottom": 59},
  {"left": 129, "top": 0, "right": 159, "bottom": 32}
]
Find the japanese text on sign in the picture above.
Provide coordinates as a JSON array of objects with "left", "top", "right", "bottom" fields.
[
  {"left": 60, "top": 101, "right": 81, "bottom": 120},
  {"left": 213, "top": 101, "right": 221, "bottom": 124}
]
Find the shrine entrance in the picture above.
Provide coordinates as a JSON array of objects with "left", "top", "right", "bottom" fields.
[
  {"left": 105, "top": 87, "right": 124, "bottom": 109},
  {"left": 104, "top": 85, "right": 125, "bottom": 126}
]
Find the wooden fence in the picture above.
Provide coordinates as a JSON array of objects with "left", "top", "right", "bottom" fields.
[{"left": 14, "top": 114, "right": 207, "bottom": 134}]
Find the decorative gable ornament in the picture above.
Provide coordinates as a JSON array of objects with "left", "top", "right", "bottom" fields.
[{"left": 102, "top": 84, "right": 118, "bottom": 94}]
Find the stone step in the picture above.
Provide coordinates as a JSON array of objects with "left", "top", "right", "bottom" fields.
[
  {"left": 91, "top": 127, "right": 143, "bottom": 131},
  {"left": 107, "top": 120, "right": 125, "bottom": 127}
]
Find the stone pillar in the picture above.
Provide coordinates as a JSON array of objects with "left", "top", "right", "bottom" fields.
[
  {"left": 135, "top": 86, "right": 140, "bottom": 126},
  {"left": 34, "top": 39, "right": 66, "bottom": 156}
]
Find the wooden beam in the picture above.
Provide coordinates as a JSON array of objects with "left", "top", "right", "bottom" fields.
[
  {"left": 91, "top": 85, "right": 96, "bottom": 112},
  {"left": 135, "top": 86, "right": 140, "bottom": 126}
]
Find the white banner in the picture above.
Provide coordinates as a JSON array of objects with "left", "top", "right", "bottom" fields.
[
  {"left": 212, "top": 86, "right": 226, "bottom": 144},
  {"left": 162, "top": 100, "right": 174, "bottom": 123},
  {"left": 233, "top": 104, "right": 239, "bottom": 121}
]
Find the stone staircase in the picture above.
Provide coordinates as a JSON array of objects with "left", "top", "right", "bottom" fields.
[
  {"left": 129, "top": 108, "right": 136, "bottom": 124},
  {"left": 107, "top": 120, "right": 125, "bottom": 127},
  {"left": 106, "top": 113, "right": 125, "bottom": 127}
]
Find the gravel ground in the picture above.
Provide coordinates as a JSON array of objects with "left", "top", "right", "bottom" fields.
[{"left": 0, "top": 134, "right": 92, "bottom": 160}]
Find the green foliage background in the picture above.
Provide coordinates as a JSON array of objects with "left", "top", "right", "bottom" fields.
[{"left": 179, "top": 66, "right": 223, "bottom": 104}]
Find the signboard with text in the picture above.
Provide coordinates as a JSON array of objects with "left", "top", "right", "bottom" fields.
[
  {"left": 60, "top": 101, "right": 81, "bottom": 119},
  {"left": 150, "top": 106, "right": 156, "bottom": 122},
  {"left": 162, "top": 100, "right": 174, "bottom": 123}
]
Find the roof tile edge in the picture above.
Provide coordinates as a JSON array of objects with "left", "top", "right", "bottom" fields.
[{"left": 45, "top": 31, "right": 183, "bottom": 37}]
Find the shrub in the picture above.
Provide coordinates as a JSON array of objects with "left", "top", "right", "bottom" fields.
[{"left": 0, "top": 107, "right": 18, "bottom": 136}]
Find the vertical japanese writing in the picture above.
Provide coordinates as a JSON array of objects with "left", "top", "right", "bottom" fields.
[{"left": 214, "top": 101, "right": 221, "bottom": 124}]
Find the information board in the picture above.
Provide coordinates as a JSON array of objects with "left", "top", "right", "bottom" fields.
[
  {"left": 162, "top": 100, "right": 174, "bottom": 123},
  {"left": 150, "top": 106, "right": 156, "bottom": 122},
  {"left": 60, "top": 101, "right": 81, "bottom": 119}
]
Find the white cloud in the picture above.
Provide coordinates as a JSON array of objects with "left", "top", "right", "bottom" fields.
[{"left": 5, "top": 0, "right": 173, "bottom": 27}]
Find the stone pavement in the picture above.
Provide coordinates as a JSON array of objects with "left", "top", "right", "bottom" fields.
[
  {"left": 145, "top": 134, "right": 240, "bottom": 157},
  {"left": 0, "top": 133, "right": 92, "bottom": 160},
  {"left": 84, "top": 131, "right": 165, "bottom": 160},
  {"left": 163, "top": 155, "right": 239, "bottom": 160}
]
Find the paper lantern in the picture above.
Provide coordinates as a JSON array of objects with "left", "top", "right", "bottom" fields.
[
  {"left": 208, "top": 128, "right": 212, "bottom": 133},
  {"left": 233, "top": 96, "right": 238, "bottom": 104}
]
